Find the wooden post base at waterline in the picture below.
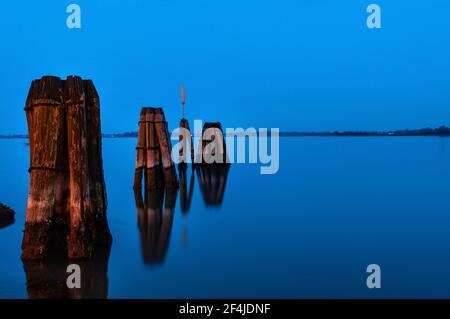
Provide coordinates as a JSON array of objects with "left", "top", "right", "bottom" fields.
[
  {"left": 22, "top": 75, "right": 112, "bottom": 260},
  {"left": 133, "top": 107, "right": 178, "bottom": 190}
]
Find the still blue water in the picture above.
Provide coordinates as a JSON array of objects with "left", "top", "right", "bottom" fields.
[{"left": 1, "top": 137, "right": 450, "bottom": 298}]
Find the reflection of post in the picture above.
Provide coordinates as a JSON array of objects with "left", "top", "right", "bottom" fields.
[
  {"left": 194, "top": 122, "right": 230, "bottom": 206},
  {"left": 22, "top": 246, "right": 111, "bottom": 299},
  {"left": 134, "top": 188, "right": 178, "bottom": 264},
  {"left": 195, "top": 164, "right": 230, "bottom": 206},
  {"left": 178, "top": 164, "right": 195, "bottom": 214}
]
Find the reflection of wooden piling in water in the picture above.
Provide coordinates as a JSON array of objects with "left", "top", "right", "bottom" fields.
[
  {"left": 178, "top": 164, "right": 195, "bottom": 214},
  {"left": 22, "top": 75, "right": 112, "bottom": 260},
  {"left": 22, "top": 246, "right": 111, "bottom": 299},
  {"left": 134, "top": 188, "right": 177, "bottom": 264},
  {"left": 0, "top": 203, "right": 15, "bottom": 229},
  {"left": 133, "top": 107, "right": 178, "bottom": 190},
  {"left": 195, "top": 164, "right": 230, "bottom": 206}
]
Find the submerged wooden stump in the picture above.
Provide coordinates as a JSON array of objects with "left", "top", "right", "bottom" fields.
[
  {"left": 0, "top": 203, "right": 15, "bottom": 229},
  {"left": 22, "top": 75, "right": 112, "bottom": 260},
  {"left": 133, "top": 107, "right": 177, "bottom": 190}
]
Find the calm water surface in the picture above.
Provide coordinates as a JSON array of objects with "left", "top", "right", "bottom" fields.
[{"left": 1, "top": 137, "right": 450, "bottom": 298}]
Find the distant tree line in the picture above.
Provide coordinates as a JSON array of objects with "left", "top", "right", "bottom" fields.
[
  {"left": 281, "top": 125, "right": 450, "bottom": 137},
  {"left": 2, "top": 126, "right": 450, "bottom": 139}
]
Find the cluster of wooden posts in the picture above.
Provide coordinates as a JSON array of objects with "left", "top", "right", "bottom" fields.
[
  {"left": 12, "top": 74, "right": 236, "bottom": 297},
  {"left": 22, "top": 76, "right": 111, "bottom": 260},
  {"left": 132, "top": 116, "right": 230, "bottom": 264},
  {"left": 22, "top": 76, "right": 231, "bottom": 265},
  {"left": 134, "top": 188, "right": 177, "bottom": 264},
  {"left": 178, "top": 121, "right": 230, "bottom": 209}
]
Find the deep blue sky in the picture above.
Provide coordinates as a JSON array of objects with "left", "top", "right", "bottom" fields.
[{"left": 0, "top": 0, "right": 449, "bottom": 134}]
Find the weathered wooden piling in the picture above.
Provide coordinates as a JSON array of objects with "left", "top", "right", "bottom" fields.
[
  {"left": 154, "top": 108, "right": 178, "bottom": 188},
  {"left": 0, "top": 203, "right": 15, "bottom": 229},
  {"left": 22, "top": 76, "right": 69, "bottom": 259},
  {"left": 65, "top": 76, "right": 92, "bottom": 258},
  {"left": 84, "top": 80, "right": 111, "bottom": 245},
  {"left": 133, "top": 109, "right": 147, "bottom": 189},
  {"left": 145, "top": 108, "right": 164, "bottom": 190},
  {"left": 133, "top": 107, "right": 177, "bottom": 190},
  {"left": 179, "top": 118, "right": 194, "bottom": 164},
  {"left": 22, "top": 75, "right": 111, "bottom": 260},
  {"left": 196, "top": 122, "right": 229, "bottom": 164}
]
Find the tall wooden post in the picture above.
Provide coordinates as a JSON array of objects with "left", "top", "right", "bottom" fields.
[
  {"left": 133, "top": 109, "right": 147, "bottom": 189},
  {"left": 133, "top": 107, "right": 178, "bottom": 190},
  {"left": 154, "top": 108, "right": 178, "bottom": 188},
  {"left": 196, "top": 122, "right": 229, "bottom": 164},
  {"left": 65, "top": 76, "right": 92, "bottom": 258},
  {"left": 145, "top": 108, "right": 164, "bottom": 190},
  {"left": 84, "top": 80, "right": 111, "bottom": 245},
  {"left": 22, "top": 76, "right": 69, "bottom": 259},
  {"left": 179, "top": 118, "right": 194, "bottom": 164},
  {"left": 22, "top": 75, "right": 111, "bottom": 260}
]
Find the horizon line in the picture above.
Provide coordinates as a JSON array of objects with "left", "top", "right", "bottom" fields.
[{"left": 1, "top": 125, "right": 450, "bottom": 139}]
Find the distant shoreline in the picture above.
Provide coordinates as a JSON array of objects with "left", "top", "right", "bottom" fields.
[{"left": 2, "top": 126, "right": 449, "bottom": 139}]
